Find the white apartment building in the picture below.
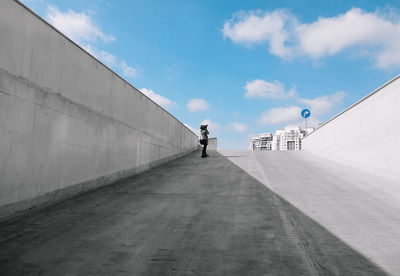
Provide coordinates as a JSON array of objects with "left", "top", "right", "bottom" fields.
[
  {"left": 249, "top": 133, "right": 278, "bottom": 151},
  {"left": 249, "top": 126, "right": 314, "bottom": 151},
  {"left": 277, "top": 126, "right": 304, "bottom": 151}
]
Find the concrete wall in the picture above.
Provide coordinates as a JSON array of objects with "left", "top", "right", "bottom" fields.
[
  {"left": 302, "top": 75, "right": 400, "bottom": 182},
  {"left": 0, "top": 0, "right": 198, "bottom": 219},
  {"left": 208, "top": 138, "right": 218, "bottom": 150}
]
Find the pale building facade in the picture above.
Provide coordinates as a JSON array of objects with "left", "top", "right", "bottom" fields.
[
  {"left": 277, "top": 126, "right": 304, "bottom": 151},
  {"left": 249, "top": 126, "right": 314, "bottom": 151},
  {"left": 249, "top": 133, "right": 276, "bottom": 151}
]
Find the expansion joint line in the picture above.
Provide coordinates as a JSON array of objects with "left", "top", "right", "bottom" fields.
[{"left": 250, "top": 151, "right": 318, "bottom": 276}]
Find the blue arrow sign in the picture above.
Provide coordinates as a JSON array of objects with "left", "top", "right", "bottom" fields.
[{"left": 301, "top": 109, "right": 311, "bottom": 118}]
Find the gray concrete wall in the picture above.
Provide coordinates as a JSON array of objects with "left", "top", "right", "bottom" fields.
[
  {"left": 0, "top": 0, "right": 198, "bottom": 219},
  {"left": 208, "top": 138, "right": 218, "bottom": 150},
  {"left": 302, "top": 75, "right": 400, "bottom": 182}
]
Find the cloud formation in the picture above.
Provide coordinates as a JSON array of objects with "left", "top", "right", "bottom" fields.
[
  {"left": 82, "top": 44, "right": 117, "bottom": 66},
  {"left": 121, "top": 61, "right": 139, "bottom": 79},
  {"left": 140, "top": 88, "right": 176, "bottom": 109},
  {"left": 46, "top": 5, "right": 139, "bottom": 79},
  {"left": 257, "top": 91, "right": 345, "bottom": 126},
  {"left": 258, "top": 106, "right": 302, "bottom": 125},
  {"left": 299, "top": 91, "right": 345, "bottom": 116},
  {"left": 187, "top": 99, "right": 210, "bottom": 112},
  {"left": 228, "top": 122, "right": 249, "bottom": 132},
  {"left": 223, "top": 10, "right": 295, "bottom": 57},
  {"left": 223, "top": 7, "right": 400, "bottom": 68},
  {"left": 244, "top": 79, "right": 296, "bottom": 99},
  {"left": 47, "top": 6, "right": 115, "bottom": 44}
]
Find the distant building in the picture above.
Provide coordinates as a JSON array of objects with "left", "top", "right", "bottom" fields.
[
  {"left": 207, "top": 137, "right": 218, "bottom": 150},
  {"left": 249, "top": 126, "right": 314, "bottom": 151},
  {"left": 277, "top": 126, "right": 305, "bottom": 151},
  {"left": 249, "top": 133, "right": 277, "bottom": 151}
]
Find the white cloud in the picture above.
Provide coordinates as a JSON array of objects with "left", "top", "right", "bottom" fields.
[
  {"left": 99, "top": 51, "right": 118, "bottom": 67},
  {"left": 299, "top": 91, "right": 345, "bottom": 116},
  {"left": 295, "top": 8, "right": 400, "bottom": 68},
  {"left": 47, "top": 6, "right": 115, "bottom": 44},
  {"left": 201, "top": 119, "right": 219, "bottom": 132},
  {"left": 83, "top": 45, "right": 139, "bottom": 79},
  {"left": 244, "top": 79, "right": 296, "bottom": 99},
  {"left": 121, "top": 61, "right": 139, "bottom": 79},
  {"left": 296, "top": 9, "right": 393, "bottom": 57},
  {"left": 257, "top": 91, "right": 345, "bottom": 127},
  {"left": 140, "top": 88, "right": 176, "bottom": 109},
  {"left": 224, "top": 7, "right": 400, "bottom": 68},
  {"left": 257, "top": 106, "right": 302, "bottom": 125},
  {"left": 223, "top": 10, "right": 295, "bottom": 58},
  {"left": 46, "top": 5, "right": 140, "bottom": 79},
  {"left": 228, "top": 122, "right": 249, "bottom": 133},
  {"left": 187, "top": 99, "right": 210, "bottom": 112},
  {"left": 82, "top": 44, "right": 117, "bottom": 67}
]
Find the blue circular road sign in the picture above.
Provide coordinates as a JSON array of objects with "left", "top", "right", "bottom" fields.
[{"left": 301, "top": 109, "right": 311, "bottom": 118}]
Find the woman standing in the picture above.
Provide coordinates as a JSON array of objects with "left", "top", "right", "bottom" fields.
[{"left": 200, "top": 124, "right": 209, "bottom": 158}]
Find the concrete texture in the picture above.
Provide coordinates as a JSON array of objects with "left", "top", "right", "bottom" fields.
[
  {"left": 0, "top": 150, "right": 392, "bottom": 275},
  {"left": 302, "top": 75, "right": 400, "bottom": 182},
  {"left": 0, "top": 0, "right": 197, "bottom": 219},
  {"left": 223, "top": 150, "right": 400, "bottom": 275},
  {"left": 207, "top": 138, "right": 217, "bottom": 150}
]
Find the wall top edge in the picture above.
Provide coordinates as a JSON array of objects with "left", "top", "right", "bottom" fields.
[
  {"left": 13, "top": 0, "right": 197, "bottom": 138},
  {"left": 303, "top": 73, "right": 400, "bottom": 140}
]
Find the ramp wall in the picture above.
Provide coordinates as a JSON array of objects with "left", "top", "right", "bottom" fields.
[
  {"left": 302, "top": 75, "right": 400, "bottom": 182},
  {"left": 0, "top": 0, "right": 198, "bottom": 219}
]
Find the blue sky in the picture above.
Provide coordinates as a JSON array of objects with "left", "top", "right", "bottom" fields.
[{"left": 22, "top": 0, "right": 400, "bottom": 149}]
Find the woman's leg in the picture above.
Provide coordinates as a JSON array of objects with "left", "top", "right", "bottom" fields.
[{"left": 202, "top": 143, "right": 207, "bottom": 157}]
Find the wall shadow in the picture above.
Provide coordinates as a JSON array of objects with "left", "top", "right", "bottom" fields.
[{"left": 0, "top": 150, "right": 388, "bottom": 275}]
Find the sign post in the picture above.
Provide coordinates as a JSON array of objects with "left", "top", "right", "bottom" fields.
[{"left": 301, "top": 109, "right": 311, "bottom": 130}]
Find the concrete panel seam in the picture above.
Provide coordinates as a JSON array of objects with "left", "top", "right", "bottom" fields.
[
  {"left": 0, "top": 69, "right": 196, "bottom": 143},
  {"left": 6, "top": 129, "right": 34, "bottom": 138},
  {"left": 250, "top": 151, "right": 318, "bottom": 275},
  {"left": 0, "top": 146, "right": 198, "bottom": 221},
  {"left": 141, "top": 140, "right": 169, "bottom": 150},
  {"left": 12, "top": 0, "right": 198, "bottom": 138}
]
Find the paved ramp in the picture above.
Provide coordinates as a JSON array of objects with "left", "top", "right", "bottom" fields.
[
  {"left": 221, "top": 150, "right": 400, "bottom": 275},
  {"left": 0, "top": 150, "right": 397, "bottom": 275}
]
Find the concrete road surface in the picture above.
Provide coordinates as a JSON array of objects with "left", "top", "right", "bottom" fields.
[{"left": 0, "top": 150, "right": 397, "bottom": 275}]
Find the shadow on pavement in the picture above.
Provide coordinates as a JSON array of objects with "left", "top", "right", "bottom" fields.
[{"left": 0, "top": 150, "right": 388, "bottom": 275}]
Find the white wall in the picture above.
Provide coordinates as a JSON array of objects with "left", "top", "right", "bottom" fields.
[
  {"left": 0, "top": 0, "right": 198, "bottom": 219},
  {"left": 302, "top": 75, "right": 400, "bottom": 182},
  {"left": 208, "top": 138, "right": 218, "bottom": 150}
]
